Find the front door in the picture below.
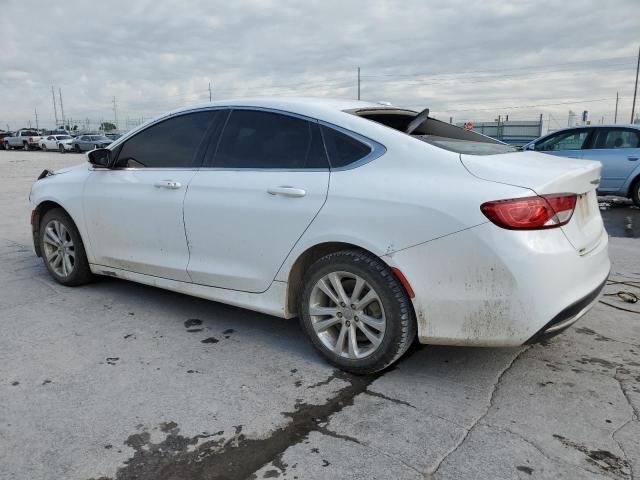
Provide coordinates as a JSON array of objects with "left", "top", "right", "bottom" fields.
[
  {"left": 83, "top": 110, "right": 219, "bottom": 281},
  {"left": 184, "top": 109, "right": 330, "bottom": 293}
]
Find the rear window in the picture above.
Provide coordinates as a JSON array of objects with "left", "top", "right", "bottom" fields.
[
  {"left": 351, "top": 108, "right": 515, "bottom": 155},
  {"left": 414, "top": 136, "right": 516, "bottom": 155}
]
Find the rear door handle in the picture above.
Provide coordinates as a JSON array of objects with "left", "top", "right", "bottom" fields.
[
  {"left": 267, "top": 186, "right": 306, "bottom": 197},
  {"left": 154, "top": 180, "right": 182, "bottom": 189}
]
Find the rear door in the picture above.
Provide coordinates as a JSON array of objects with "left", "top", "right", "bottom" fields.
[
  {"left": 581, "top": 127, "right": 640, "bottom": 192},
  {"left": 83, "top": 110, "right": 219, "bottom": 281},
  {"left": 184, "top": 108, "right": 330, "bottom": 292},
  {"left": 533, "top": 128, "right": 592, "bottom": 159}
]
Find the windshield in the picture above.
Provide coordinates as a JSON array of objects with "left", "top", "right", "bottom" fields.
[
  {"left": 89, "top": 136, "right": 109, "bottom": 141},
  {"left": 23, "top": 131, "right": 38, "bottom": 136},
  {"left": 414, "top": 135, "right": 516, "bottom": 155}
]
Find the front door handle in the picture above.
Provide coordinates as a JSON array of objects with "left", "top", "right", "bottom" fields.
[
  {"left": 628, "top": 156, "right": 638, "bottom": 161},
  {"left": 154, "top": 180, "right": 182, "bottom": 189},
  {"left": 267, "top": 186, "right": 306, "bottom": 197}
]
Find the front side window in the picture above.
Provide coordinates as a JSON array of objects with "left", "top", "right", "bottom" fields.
[
  {"left": 116, "top": 111, "right": 218, "bottom": 168},
  {"left": 212, "top": 110, "right": 328, "bottom": 169},
  {"left": 321, "top": 125, "right": 372, "bottom": 168},
  {"left": 535, "top": 129, "right": 590, "bottom": 151},
  {"left": 593, "top": 128, "right": 640, "bottom": 149}
]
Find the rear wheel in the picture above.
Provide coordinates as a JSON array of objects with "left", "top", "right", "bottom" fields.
[
  {"left": 74, "top": 144, "right": 81, "bottom": 153},
  {"left": 23, "top": 142, "right": 29, "bottom": 151},
  {"left": 631, "top": 178, "right": 640, "bottom": 208},
  {"left": 39, "top": 208, "right": 94, "bottom": 286},
  {"left": 299, "top": 249, "right": 416, "bottom": 374}
]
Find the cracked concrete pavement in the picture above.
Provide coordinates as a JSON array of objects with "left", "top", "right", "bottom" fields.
[{"left": 1, "top": 150, "right": 639, "bottom": 480}]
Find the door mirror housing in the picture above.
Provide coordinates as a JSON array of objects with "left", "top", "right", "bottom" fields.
[{"left": 88, "top": 148, "right": 112, "bottom": 168}]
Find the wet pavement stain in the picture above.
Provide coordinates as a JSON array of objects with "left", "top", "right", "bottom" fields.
[
  {"left": 516, "top": 465, "right": 534, "bottom": 475},
  {"left": 553, "top": 434, "right": 630, "bottom": 478},
  {"left": 184, "top": 319, "right": 203, "bottom": 328},
  {"left": 86, "top": 371, "right": 377, "bottom": 480},
  {"left": 201, "top": 337, "right": 219, "bottom": 344},
  {"left": 600, "top": 202, "right": 640, "bottom": 238},
  {"left": 106, "top": 357, "right": 120, "bottom": 366}
]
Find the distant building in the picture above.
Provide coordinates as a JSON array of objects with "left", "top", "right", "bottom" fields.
[{"left": 455, "top": 119, "right": 543, "bottom": 146}]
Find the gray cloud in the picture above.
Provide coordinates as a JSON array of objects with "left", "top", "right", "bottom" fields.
[{"left": 1, "top": 0, "right": 639, "bottom": 131}]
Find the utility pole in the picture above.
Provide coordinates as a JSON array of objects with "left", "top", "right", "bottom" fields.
[
  {"left": 34, "top": 108, "right": 39, "bottom": 131},
  {"left": 59, "top": 88, "right": 66, "bottom": 129},
  {"left": 357, "top": 67, "right": 361, "bottom": 101},
  {"left": 631, "top": 45, "right": 640, "bottom": 124},
  {"left": 51, "top": 86, "right": 59, "bottom": 127},
  {"left": 112, "top": 96, "right": 118, "bottom": 130},
  {"left": 208, "top": 81, "right": 212, "bottom": 102},
  {"left": 615, "top": 91, "right": 619, "bottom": 124}
]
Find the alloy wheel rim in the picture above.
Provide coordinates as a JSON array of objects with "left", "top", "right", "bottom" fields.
[
  {"left": 309, "top": 271, "right": 386, "bottom": 359},
  {"left": 43, "top": 220, "right": 76, "bottom": 277}
]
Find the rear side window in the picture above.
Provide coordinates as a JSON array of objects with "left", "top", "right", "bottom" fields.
[
  {"left": 321, "top": 126, "right": 372, "bottom": 168},
  {"left": 116, "top": 111, "right": 218, "bottom": 168},
  {"left": 593, "top": 128, "right": 640, "bottom": 149},
  {"left": 212, "top": 110, "right": 328, "bottom": 169}
]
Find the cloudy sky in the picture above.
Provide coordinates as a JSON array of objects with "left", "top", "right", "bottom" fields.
[{"left": 1, "top": 0, "right": 639, "bottom": 131}]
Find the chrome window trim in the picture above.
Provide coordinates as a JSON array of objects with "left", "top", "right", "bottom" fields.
[{"left": 101, "top": 105, "right": 386, "bottom": 172}]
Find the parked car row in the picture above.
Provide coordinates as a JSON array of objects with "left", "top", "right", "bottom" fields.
[{"left": 1, "top": 131, "right": 117, "bottom": 152}]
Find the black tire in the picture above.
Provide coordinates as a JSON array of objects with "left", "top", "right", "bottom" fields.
[
  {"left": 75, "top": 144, "right": 81, "bottom": 153},
  {"left": 299, "top": 249, "right": 416, "bottom": 374},
  {"left": 631, "top": 178, "right": 640, "bottom": 208},
  {"left": 39, "top": 208, "right": 94, "bottom": 286},
  {"left": 59, "top": 144, "right": 65, "bottom": 153},
  {"left": 23, "top": 142, "right": 29, "bottom": 151},
  {"left": 41, "top": 143, "right": 47, "bottom": 151}
]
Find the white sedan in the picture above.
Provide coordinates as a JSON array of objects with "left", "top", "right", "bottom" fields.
[
  {"left": 29, "top": 98, "right": 610, "bottom": 373},
  {"left": 39, "top": 134, "right": 73, "bottom": 152}
]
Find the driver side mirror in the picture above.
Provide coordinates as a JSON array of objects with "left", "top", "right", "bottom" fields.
[{"left": 88, "top": 148, "right": 111, "bottom": 168}]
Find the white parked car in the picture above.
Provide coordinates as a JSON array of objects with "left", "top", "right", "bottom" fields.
[
  {"left": 29, "top": 98, "right": 610, "bottom": 373},
  {"left": 39, "top": 134, "right": 73, "bottom": 152}
]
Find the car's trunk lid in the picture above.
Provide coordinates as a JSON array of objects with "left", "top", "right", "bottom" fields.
[{"left": 461, "top": 151, "right": 605, "bottom": 254}]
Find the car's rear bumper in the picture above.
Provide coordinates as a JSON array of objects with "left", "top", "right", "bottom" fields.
[
  {"left": 524, "top": 276, "right": 607, "bottom": 344},
  {"left": 387, "top": 222, "right": 610, "bottom": 346}
]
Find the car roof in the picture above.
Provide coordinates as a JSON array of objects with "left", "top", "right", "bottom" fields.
[{"left": 168, "top": 97, "right": 416, "bottom": 121}]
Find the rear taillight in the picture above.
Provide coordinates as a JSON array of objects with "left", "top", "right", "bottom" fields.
[
  {"left": 28, "top": 137, "right": 33, "bottom": 142},
  {"left": 481, "top": 193, "right": 577, "bottom": 230}
]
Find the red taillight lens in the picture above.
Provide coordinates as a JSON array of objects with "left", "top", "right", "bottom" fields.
[{"left": 481, "top": 194, "right": 577, "bottom": 230}]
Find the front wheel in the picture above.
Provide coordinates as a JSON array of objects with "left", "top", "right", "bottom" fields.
[
  {"left": 299, "top": 249, "right": 416, "bottom": 374},
  {"left": 39, "top": 208, "right": 94, "bottom": 286},
  {"left": 631, "top": 179, "right": 640, "bottom": 208},
  {"left": 41, "top": 143, "right": 47, "bottom": 151},
  {"left": 59, "top": 144, "right": 65, "bottom": 153}
]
